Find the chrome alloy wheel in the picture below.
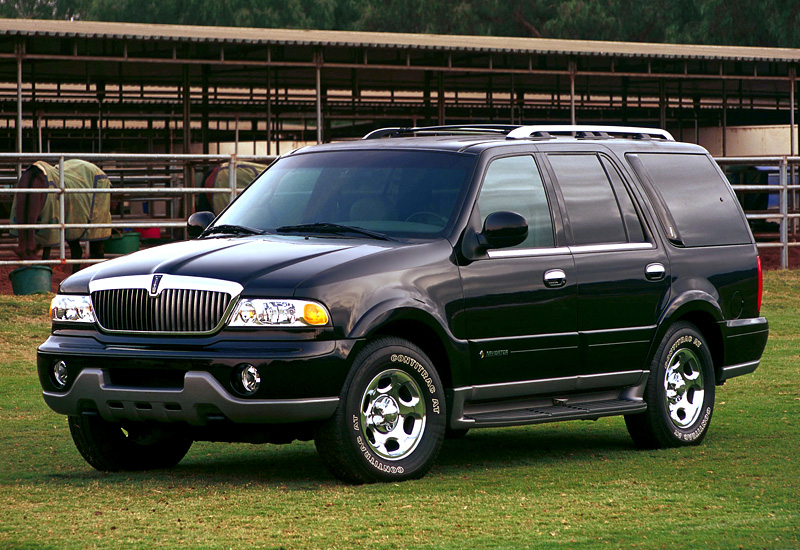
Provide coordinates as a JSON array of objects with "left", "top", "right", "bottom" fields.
[
  {"left": 664, "top": 348, "right": 706, "bottom": 428},
  {"left": 360, "top": 369, "right": 427, "bottom": 460}
]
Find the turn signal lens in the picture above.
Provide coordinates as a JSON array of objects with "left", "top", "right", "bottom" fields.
[{"left": 303, "top": 303, "right": 329, "bottom": 326}]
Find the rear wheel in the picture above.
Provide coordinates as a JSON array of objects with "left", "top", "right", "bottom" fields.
[
  {"left": 625, "top": 322, "right": 716, "bottom": 449},
  {"left": 314, "top": 337, "right": 446, "bottom": 483},
  {"left": 68, "top": 414, "right": 192, "bottom": 471}
]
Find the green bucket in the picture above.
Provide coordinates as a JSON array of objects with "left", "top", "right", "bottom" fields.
[
  {"left": 9, "top": 265, "right": 53, "bottom": 295},
  {"left": 105, "top": 232, "right": 141, "bottom": 254}
]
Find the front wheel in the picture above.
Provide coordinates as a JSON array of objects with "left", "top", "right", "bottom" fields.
[
  {"left": 68, "top": 414, "right": 193, "bottom": 471},
  {"left": 314, "top": 337, "right": 446, "bottom": 484},
  {"left": 625, "top": 322, "right": 716, "bottom": 449}
]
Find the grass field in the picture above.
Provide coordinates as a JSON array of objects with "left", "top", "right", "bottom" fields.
[{"left": 1, "top": 272, "right": 798, "bottom": 549}]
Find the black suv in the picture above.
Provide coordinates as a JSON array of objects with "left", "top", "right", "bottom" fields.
[{"left": 38, "top": 125, "right": 769, "bottom": 483}]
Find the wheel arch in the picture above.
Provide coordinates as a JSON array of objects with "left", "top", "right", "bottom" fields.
[
  {"left": 652, "top": 291, "right": 725, "bottom": 383},
  {"left": 369, "top": 316, "right": 457, "bottom": 391},
  {"left": 348, "top": 299, "right": 468, "bottom": 391}
]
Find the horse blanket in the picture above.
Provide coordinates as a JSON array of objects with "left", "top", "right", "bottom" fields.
[
  {"left": 207, "top": 161, "right": 267, "bottom": 214},
  {"left": 11, "top": 159, "right": 112, "bottom": 248}
]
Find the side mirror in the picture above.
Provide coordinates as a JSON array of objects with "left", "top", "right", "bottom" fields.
[
  {"left": 187, "top": 211, "right": 215, "bottom": 239},
  {"left": 478, "top": 211, "right": 528, "bottom": 250}
]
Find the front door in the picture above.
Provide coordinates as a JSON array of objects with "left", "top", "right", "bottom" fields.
[{"left": 460, "top": 154, "right": 579, "bottom": 399}]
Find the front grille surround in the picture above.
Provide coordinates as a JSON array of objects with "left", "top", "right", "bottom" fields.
[{"left": 88, "top": 275, "right": 243, "bottom": 335}]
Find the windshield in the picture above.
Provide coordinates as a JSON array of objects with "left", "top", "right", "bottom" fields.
[{"left": 212, "top": 150, "right": 476, "bottom": 239}]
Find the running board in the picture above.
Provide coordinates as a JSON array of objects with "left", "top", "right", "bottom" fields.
[{"left": 453, "top": 397, "right": 647, "bottom": 429}]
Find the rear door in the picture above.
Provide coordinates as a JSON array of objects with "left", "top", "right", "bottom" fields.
[{"left": 541, "top": 150, "right": 671, "bottom": 391}]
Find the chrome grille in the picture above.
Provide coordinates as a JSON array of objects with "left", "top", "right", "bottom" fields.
[{"left": 92, "top": 288, "right": 233, "bottom": 333}]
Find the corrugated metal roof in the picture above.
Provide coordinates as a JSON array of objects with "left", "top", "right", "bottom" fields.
[{"left": 2, "top": 18, "right": 800, "bottom": 62}]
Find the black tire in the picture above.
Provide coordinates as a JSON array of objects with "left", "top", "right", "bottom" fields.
[
  {"left": 625, "top": 322, "right": 716, "bottom": 449},
  {"left": 68, "top": 414, "right": 193, "bottom": 471},
  {"left": 314, "top": 337, "right": 447, "bottom": 484}
]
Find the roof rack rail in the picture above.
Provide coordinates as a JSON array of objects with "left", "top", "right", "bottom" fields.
[
  {"left": 506, "top": 125, "right": 675, "bottom": 141},
  {"left": 363, "top": 125, "right": 518, "bottom": 140}
]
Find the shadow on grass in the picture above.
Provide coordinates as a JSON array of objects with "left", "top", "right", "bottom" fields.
[{"left": 45, "top": 422, "right": 639, "bottom": 488}]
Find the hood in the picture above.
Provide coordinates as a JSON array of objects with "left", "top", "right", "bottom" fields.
[{"left": 59, "top": 235, "right": 393, "bottom": 296}]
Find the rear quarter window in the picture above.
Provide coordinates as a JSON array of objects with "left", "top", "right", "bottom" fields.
[{"left": 627, "top": 153, "right": 752, "bottom": 247}]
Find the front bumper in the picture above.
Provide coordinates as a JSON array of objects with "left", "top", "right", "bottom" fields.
[
  {"left": 43, "top": 368, "right": 338, "bottom": 425},
  {"left": 38, "top": 332, "right": 358, "bottom": 425}
]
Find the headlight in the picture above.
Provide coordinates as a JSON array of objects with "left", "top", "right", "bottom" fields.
[
  {"left": 50, "top": 295, "right": 96, "bottom": 324},
  {"left": 228, "top": 298, "right": 330, "bottom": 327}
]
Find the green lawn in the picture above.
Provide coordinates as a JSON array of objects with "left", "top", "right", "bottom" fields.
[{"left": 1, "top": 272, "right": 798, "bottom": 549}]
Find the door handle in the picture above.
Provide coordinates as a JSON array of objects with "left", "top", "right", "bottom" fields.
[
  {"left": 645, "top": 263, "right": 666, "bottom": 281},
  {"left": 544, "top": 269, "right": 567, "bottom": 288}
]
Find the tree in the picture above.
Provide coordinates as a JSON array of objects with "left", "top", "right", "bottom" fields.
[
  {"left": 0, "top": 0, "right": 86, "bottom": 19},
  {"left": 2, "top": 0, "right": 799, "bottom": 48}
]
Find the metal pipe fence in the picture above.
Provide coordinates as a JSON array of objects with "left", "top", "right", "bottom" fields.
[
  {"left": 0, "top": 153, "right": 797, "bottom": 269},
  {"left": 715, "top": 156, "right": 800, "bottom": 270},
  {"left": 0, "top": 153, "right": 276, "bottom": 266}
]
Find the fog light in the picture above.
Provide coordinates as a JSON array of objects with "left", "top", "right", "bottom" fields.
[
  {"left": 238, "top": 364, "right": 261, "bottom": 395},
  {"left": 53, "top": 360, "right": 68, "bottom": 388}
]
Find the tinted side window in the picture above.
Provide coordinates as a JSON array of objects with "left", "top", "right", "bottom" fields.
[
  {"left": 599, "top": 156, "right": 646, "bottom": 243},
  {"left": 547, "top": 154, "right": 627, "bottom": 245},
  {"left": 477, "top": 155, "right": 555, "bottom": 248},
  {"left": 630, "top": 153, "right": 751, "bottom": 247}
]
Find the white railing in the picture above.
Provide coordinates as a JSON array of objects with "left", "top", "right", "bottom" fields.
[
  {"left": 1, "top": 153, "right": 797, "bottom": 269},
  {"left": 0, "top": 153, "right": 276, "bottom": 267},
  {"left": 715, "top": 156, "right": 800, "bottom": 270}
]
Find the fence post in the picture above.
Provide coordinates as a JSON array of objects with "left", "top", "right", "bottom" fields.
[
  {"left": 229, "top": 154, "right": 237, "bottom": 206},
  {"left": 58, "top": 156, "right": 66, "bottom": 264},
  {"left": 780, "top": 157, "right": 789, "bottom": 270}
]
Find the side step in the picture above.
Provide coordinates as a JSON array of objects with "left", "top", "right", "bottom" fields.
[{"left": 461, "top": 398, "right": 647, "bottom": 428}]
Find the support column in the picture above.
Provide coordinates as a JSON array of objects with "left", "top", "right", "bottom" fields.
[
  {"left": 488, "top": 74, "right": 494, "bottom": 123},
  {"left": 16, "top": 40, "right": 23, "bottom": 156},
  {"left": 182, "top": 65, "right": 191, "bottom": 154},
  {"left": 315, "top": 50, "right": 323, "bottom": 144},
  {"left": 790, "top": 67, "right": 796, "bottom": 156},
  {"left": 510, "top": 74, "right": 516, "bottom": 124},
  {"left": 437, "top": 72, "right": 445, "bottom": 125},
  {"left": 424, "top": 71, "right": 432, "bottom": 126},
  {"left": 722, "top": 80, "right": 727, "bottom": 157},
  {"left": 266, "top": 67, "right": 272, "bottom": 156},
  {"left": 202, "top": 65, "right": 209, "bottom": 154},
  {"left": 31, "top": 62, "right": 37, "bottom": 152},
  {"left": 97, "top": 81, "right": 104, "bottom": 154},
  {"left": 569, "top": 59, "right": 577, "bottom": 125},
  {"left": 659, "top": 79, "right": 666, "bottom": 129},
  {"left": 621, "top": 77, "right": 629, "bottom": 124}
]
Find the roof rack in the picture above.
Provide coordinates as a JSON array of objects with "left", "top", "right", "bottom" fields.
[
  {"left": 506, "top": 125, "right": 675, "bottom": 141},
  {"left": 363, "top": 125, "right": 518, "bottom": 140},
  {"left": 363, "top": 124, "right": 675, "bottom": 142}
]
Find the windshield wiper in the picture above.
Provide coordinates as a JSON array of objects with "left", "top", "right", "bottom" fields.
[
  {"left": 275, "top": 222, "right": 394, "bottom": 241},
  {"left": 203, "top": 224, "right": 266, "bottom": 237}
]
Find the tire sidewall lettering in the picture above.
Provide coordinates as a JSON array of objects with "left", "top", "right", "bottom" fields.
[
  {"left": 659, "top": 328, "right": 714, "bottom": 444},
  {"left": 349, "top": 348, "right": 443, "bottom": 477},
  {"left": 672, "top": 406, "right": 712, "bottom": 441},
  {"left": 665, "top": 335, "right": 702, "bottom": 368},
  {"left": 390, "top": 353, "right": 440, "bottom": 399}
]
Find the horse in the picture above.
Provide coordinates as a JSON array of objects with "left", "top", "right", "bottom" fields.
[
  {"left": 11, "top": 160, "right": 111, "bottom": 273},
  {"left": 198, "top": 161, "right": 268, "bottom": 215}
]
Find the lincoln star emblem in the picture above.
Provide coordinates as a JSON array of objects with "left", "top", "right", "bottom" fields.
[{"left": 150, "top": 274, "right": 163, "bottom": 296}]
